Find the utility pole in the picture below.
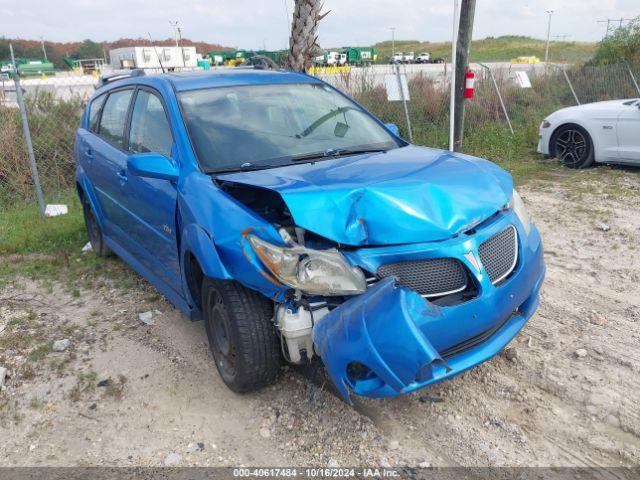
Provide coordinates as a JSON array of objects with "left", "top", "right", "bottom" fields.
[
  {"left": 390, "top": 27, "right": 396, "bottom": 56},
  {"left": 448, "top": 0, "right": 459, "bottom": 152},
  {"left": 453, "top": 0, "right": 476, "bottom": 151},
  {"left": 170, "top": 20, "right": 186, "bottom": 67},
  {"left": 40, "top": 37, "right": 48, "bottom": 61},
  {"left": 544, "top": 10, "right": 553, "bottom": 63}
]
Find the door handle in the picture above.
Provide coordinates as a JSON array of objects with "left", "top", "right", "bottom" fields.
[
  {"left": 117, "top": 169, "right": 128, "bottom": 183},
  {"left": 85, "top": 148, "right": 93, "bottom": 160}
]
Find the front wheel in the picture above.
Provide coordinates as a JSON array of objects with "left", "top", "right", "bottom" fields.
[
  {"left": 202, "top": 279, "right": 281, "bottom": 393},
  {"left": 552, "top": 124, "right": 595, "bottom": 169}
]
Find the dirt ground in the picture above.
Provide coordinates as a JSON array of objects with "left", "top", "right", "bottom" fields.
[{"left": 1, "top": 167, "right": 639, "bottom": 468}]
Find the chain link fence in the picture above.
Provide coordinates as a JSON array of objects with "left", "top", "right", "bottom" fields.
[
  {"left": 0, "top": 74, "right": 96, "bottom": 207},
  {"left": 316, "top": 61, "right": 640, "bottom": 145},
  {"left": 1, "top": 61, "right": 639, "bottom": 209}
]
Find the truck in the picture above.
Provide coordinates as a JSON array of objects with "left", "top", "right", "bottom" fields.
[
  {"left": 313, "top": 51, "right": 347, "bottom": 67},
  {"left": 415, "top": 52, "right": 431, "bottom": 64},
  {"left": 401, "top": 52, "right": 415, "bottom": 63},
  {"left": 340, "top": 47, "right": 378, "bottom": 66},
  {"left": 389, "top": 52, "right": 414, "bottom": 64}
]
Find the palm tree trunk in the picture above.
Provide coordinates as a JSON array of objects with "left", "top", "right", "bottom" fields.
[{"left": 288, "top": 0, "right": 324, "bottom": 72}]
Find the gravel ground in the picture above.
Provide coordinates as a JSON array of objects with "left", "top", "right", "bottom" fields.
[{"left": 1, "top": 168, "right": 639, "bottom": 468}]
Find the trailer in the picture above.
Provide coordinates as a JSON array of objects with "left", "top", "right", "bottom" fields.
[
  {"left": 109, "top": 46, "right": 198, "bottom": 70},
  {"left": 1, "top": 58, "right": 56, "bottom": 77}
]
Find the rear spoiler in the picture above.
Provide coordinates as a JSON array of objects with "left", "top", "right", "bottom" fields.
[{"left": 97, "top": 69, "right": 145, "bottom": 89}]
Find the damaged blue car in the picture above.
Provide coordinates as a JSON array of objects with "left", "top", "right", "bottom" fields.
[{"left": 75, "top": 68, "right": 545, "bottom": 402}]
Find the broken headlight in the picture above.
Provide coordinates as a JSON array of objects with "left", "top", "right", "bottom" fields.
[
  {"left": 246, "top": 234, "right": 366, "bottom": 296},
  {"left": 508, "top": 189, "right": 531, "bottom": 235}
]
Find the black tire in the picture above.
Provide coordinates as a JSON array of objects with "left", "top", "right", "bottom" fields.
[
  {"left": 81, "top": 196, "right": 112, "bottom": 257},
  {"left": 551, "top": 124, "right": 595, "bottom": 169},
  {"left": 202, "top": 279, "right": 281, "bottom": 393}
]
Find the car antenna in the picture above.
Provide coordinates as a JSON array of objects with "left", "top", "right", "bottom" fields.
[{"left": 147, "top": 32, "right": 166, "bottom": 73}]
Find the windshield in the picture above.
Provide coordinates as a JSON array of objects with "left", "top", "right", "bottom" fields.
[{"left": 178, "top": 83, "right": 400, "bottom": 172}]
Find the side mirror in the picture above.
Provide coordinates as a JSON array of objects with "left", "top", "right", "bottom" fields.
[
  {"left": 127, "top": 152, "right": 179, "bottom": 182},
  {"left": 385, "top": 123, "right": 401, "bottom": 137}
]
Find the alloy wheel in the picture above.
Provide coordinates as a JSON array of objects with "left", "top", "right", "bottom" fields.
[{"left": 555, "top": 129, "right": 587, "bottom": 167}]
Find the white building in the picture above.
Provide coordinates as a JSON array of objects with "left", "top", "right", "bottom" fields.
[{"left": 109, "top": 46, "right": 198, "bottom": 70}]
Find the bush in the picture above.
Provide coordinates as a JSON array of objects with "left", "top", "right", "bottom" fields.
[{"left": 592, "top": 17, "right": 640, "bottom": 65}]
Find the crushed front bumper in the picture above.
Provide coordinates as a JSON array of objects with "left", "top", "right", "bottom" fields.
[{"left": 313, "top": 219, "right": 545, "bottom": 402}]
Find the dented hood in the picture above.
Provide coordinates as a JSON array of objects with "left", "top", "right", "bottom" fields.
[{"left": 217, "top": 145, "right": 513, "bottom": 246}]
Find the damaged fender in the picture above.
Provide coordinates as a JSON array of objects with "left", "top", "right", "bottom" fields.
[
  {"left": 178, "top": 173, "right": 289, "bottom": 302},
  {"left": 312, "top": 277, "right": 450, "bottom": 403}
]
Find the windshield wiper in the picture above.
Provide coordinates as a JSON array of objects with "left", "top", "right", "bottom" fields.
[
  {"left": 207, "top": 162, "right": 284, "bottom": 175},
  {"left": 208, "top": 148, "right": 390, "bottom": 175},
  {"left": 289, "top": 147, "right": 388, "bottom": 162}
]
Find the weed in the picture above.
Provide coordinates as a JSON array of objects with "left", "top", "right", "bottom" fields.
[
  {"left": 27, "top": 343, "right": 52, "bottom": 362},
  {"left": 29, "top": 397, "right": 43, "bottom": 410},
  {"left": 49, "top": 357, "right": 71, "bottom": 375},
  {"left": 103, "top": 374, "right": 127, "bottom": 401},
  {"left": 69, "top": 370, "right": 98, "bottom": 402},
  {"left": 21, "top": 364, "right": 37, "bottom": 381}
]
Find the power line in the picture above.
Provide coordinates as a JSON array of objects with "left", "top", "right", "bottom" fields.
[{"left": 597, "top": 18, "right": 634, "bottom": 39}]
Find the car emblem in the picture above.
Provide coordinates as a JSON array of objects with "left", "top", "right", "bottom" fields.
[{"left": 464, "top": 251, "right": 482, "bottom": 274}]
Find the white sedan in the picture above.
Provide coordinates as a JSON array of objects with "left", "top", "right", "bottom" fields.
[{"left": 537, "top": 98, "right": 640, "bottom": 168}]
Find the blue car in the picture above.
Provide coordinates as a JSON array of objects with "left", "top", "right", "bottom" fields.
[{"left": 75, "top": 68, "right": 545, "bottom": 402}]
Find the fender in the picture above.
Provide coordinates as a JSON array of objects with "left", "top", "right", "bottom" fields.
[
  {"left": 178, "top": 172, "right": 289, "bottom": 301},
  {"left": 180, "top": 223, "right": 231, "bottom": 283}
]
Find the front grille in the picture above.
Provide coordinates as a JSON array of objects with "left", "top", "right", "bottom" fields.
[
  {"left": 377, "top": 258, "right": 467, "bottom": 298},
  {"left": 440, "top": 312, "right": 513, "bottom": 359},
  {"left": 478, "top": 225, "right": 518, "bottom": 284}
]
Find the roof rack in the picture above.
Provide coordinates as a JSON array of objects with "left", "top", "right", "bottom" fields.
[{"left": 97, "top": 68, "right": 145, "bottom": 88}]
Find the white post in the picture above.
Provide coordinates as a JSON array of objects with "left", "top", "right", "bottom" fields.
[
  {"left": 390, "top": 27, "right": 396, "bottom": 57},
  {"left": 449, "top": 0, "right": 459, "bottom": 152},
  {"left": 544, "top": 10, "right": 554, "bottom": 63}
]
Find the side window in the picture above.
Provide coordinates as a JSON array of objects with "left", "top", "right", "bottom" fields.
[
  {"left": 128, "top": 90, "right": 173, "bottom": 158},
  {"left": 88, "top": 94, "right": 106, "bottom": 133},
  {"left": 98, "top": 89, "right": 134, "bottom": 147}
]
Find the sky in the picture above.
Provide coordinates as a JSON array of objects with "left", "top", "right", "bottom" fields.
[{"left": 0, "top": 0, "right": 638, "bottom": 49}]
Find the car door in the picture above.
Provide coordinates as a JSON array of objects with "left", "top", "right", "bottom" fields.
[
  {"left": 616, "top": 102, "right": 640, "bottom": 162},
  {"left": 81, "top": 88, "right": 135, "bottom": 243},
  {"left": 117, "top": 87, "right": 181, "bottom": 293},
  {"left": 76, "top": 91, "right": 107, "bottom": 207}
]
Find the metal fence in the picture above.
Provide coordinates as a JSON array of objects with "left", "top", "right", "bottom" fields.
[{"left": 1, "top": 61, "right": 639, "bottom": 210}]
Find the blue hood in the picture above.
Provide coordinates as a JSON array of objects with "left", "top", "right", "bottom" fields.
[{"left": 218, "top": 146, "right": 513, "bottom": 246}]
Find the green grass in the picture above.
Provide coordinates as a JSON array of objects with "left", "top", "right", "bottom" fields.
[
  {"left": 0, "top": 188, "right": 126, "bottom": 288},
  {"left": 27, "top": 342, "right": 52, "bottom": 362},
  {"left": 0, "top": 189, "right": 85, "bottom": 256},
  {"left": 373, "top": 35, "right": 596, "bottom": 63}
]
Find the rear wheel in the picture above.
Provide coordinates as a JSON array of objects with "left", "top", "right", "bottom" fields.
[
  {"left": 552, "top": 124, "right": 595, "bottom": 169},
  {"left": 81, "top": 196, "right": 112, "bottom": 257},
  {"left": 202, "top": 279, "right": 281, "bottom": 393}
]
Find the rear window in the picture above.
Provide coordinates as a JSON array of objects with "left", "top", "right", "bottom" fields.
[
  {"left": 98, "top": 89, "right": 134, "bottom": 147},
  {"left": 88, "top": 94, "right": 106, "bottom": 133}
]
